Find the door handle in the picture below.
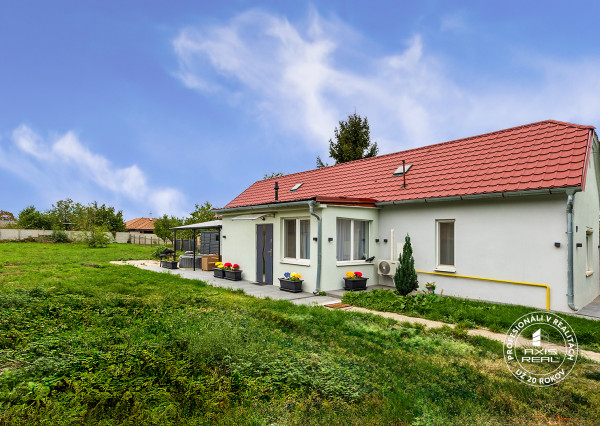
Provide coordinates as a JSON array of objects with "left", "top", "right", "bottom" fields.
[{"left": 268, "top": 249, "right": 273, "bottom": 256}]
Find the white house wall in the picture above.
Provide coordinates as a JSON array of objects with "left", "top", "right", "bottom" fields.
[
  {"left": 377, "top": 195, "right": 570, "bottom": 311},
  {"left": 220, "top": 203, "right": 379, "bottom": 293},
  {"left": 318, "top": 205, "right": 379, "bottom": 292},
  {"left": 572, "top": 138, "right": 600, "bottom": 309}
]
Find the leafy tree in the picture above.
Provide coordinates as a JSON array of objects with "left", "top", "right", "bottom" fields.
[
  {"left": 17, "top": 206, "right": 53, "bottom": 230},
  {"left": 0, "top": 210, "right": 15, "bottom": 221},
  {"left": 394, "top": 234, "right": 418, "bottom": 295},
  {"left": 188, "top": 201, "right": 216, "bottom": 224},
  {"left": 89, "top": 202, "right": 127, "bottom": 232},
  {"left": 46, "top": 199, "right": 126, "bottom": 232},
  {"left": 46, "top": 198, "right": 78, "bottom": 230},
  {"left": 264, "top": 172, "right": 284, "bottom": 180},
  {"left": 153, "top": 214, "right": 182, "bottom": 243},
  {"left": 318, "top": 112, "right": 378, "bottom": 166}
]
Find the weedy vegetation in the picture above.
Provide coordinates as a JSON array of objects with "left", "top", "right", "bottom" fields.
[{"left": 0, "top": 242, "right": 599, "bottom": 425}]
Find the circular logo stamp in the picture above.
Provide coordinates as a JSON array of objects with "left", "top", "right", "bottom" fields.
[{"left": 503, "top": 311, "right": 578, "bottom": 387}]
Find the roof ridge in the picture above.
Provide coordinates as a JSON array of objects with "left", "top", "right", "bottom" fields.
[{"left": 253, "top": 120, "right": 595, "bottom": 185}]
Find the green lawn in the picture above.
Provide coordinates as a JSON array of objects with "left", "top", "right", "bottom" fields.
[
  {"left": 1, "top": 242, "right": 599, "bottom": 425},
  {"left": 342, "top": 289, "right": 600, "bottom": 352}
]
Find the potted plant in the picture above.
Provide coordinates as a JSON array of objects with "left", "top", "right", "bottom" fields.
[
  {"left": 279, "top": 272, "right": 303, "bottom": 293},
  {"left": 343, "top": 271, "right": 368, "bottom": 291},
  {"left": 425, "top": 282, "right": 436, "bottom": 295},
  {"left": 224, "top": 263, "right": 242, "bottom": 281},
  {"left": 213, "top": 262, "right": 225, "bottom": 278}
]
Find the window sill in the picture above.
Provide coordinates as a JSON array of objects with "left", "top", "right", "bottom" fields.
[
  {"left": 434, "top": 265, "right": 456, "bottom": 273},
  {"left": 586, "top": 270, "right": 594, "bottom": 277},
  {"left": 280, "top": 258, "right": 310, "bottom": 267},
  {"left": 336, "top": 260, "right": 374, "bottom": 267}
]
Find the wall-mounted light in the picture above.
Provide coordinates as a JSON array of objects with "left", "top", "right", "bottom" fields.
[
  {"left": 328, "top": 237, "right": 333, "bottom": 242},
  {"left": 554, "top": 242, "right": 560, "bottom": 247},
  {"left": 375, "top": 238, "right": 380, "bottom": 243},
  {"left": 222, "top": 235, "right": 226, "bottom": 239},
  {"left": 313, "top": 237, "right": 318, "bottom": 242},
  {"left": 576, "top": 242, "right": 582, "bottom": 248},
  {"left": 383, "top": 239, "right": 388, "bottom": 243}
]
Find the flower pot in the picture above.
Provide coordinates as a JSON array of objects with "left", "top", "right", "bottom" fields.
[
  {"left": 279, "top": 278, "right": 303, "bottom": 293},
  {"left": 225, "top": 270, "right": 242, "bottom": 281},
  {"left": 343, "top": 277, "right": 368, "bottom": 291},
  {"left": 161, "top": 260, "right": 178, "bottom": 269},
  {"left": 213, "top": 268, "right": 225, "bottom": 278}
]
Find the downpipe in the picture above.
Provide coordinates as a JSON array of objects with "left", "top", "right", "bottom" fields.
[
  {"left": 309, "top": 201, "right": 322, "bottom": 294},
  {"left": 567, "top": 192, "right": 579, "bottom": 311}
]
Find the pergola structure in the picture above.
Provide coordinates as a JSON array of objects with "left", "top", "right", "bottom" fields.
[{"left": 169, "top": 220, "right": 222, "bottom": 271}]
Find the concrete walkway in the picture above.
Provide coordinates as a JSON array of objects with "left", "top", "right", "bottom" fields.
[
  {"left": 110, "top": 260, "right": 341, "bottom": 306},
  {"left": 577, "top": 295, "right": 600, "bottom": 319},
  {"left": 336, "top": 306, "right": 600, "bottom": 363}
]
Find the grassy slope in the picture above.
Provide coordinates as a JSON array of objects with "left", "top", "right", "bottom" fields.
[
  {"left": 342, "top": 290, "right": 600, "bottom": 352},
  {"left": 0, "top": 242, "right": 598, "bottom": 425}
]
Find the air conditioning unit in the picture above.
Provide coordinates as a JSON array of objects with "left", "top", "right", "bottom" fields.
[{"left": 378, "top": 260, "right": 399, "bottom": 276}]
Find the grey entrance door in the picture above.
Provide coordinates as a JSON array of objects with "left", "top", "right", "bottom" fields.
[{"left": 256, "top": 224, "right": 273, "bottom": 284}]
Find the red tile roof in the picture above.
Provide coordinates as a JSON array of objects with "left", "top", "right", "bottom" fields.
[
  {"left": 125, "top": 217, "right": 156, "bottom": 231},
  {"left": 224, "top": 120, "right": 596, "bottom": 209}
]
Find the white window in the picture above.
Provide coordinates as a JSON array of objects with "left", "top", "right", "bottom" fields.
[
  {"left": 283, "top": 218, "right": 310, "bottom": 260},
  {"left": 437, "top": 220, "right": 455, "bottom": 271},
  {"left": 336, "top": 219, "right": 370, "bottom": 261},
  {"left": 586, "top": 227, "right": 594, "bottom": 276}
]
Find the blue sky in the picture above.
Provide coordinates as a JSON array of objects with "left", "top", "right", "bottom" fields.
[{"left": 1, "top": 1, "right": 599, "bottom": 220}]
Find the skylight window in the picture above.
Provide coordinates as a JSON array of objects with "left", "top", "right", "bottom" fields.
[
  {"left": 290, "top": 183, "right": 303, "bottom": 192},
  {"left": 393, "top": 164, "right": 412, "bottom": 177}
]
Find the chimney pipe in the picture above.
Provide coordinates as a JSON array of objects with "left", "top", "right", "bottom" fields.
[{"left": 274, "top": 182, "right": 279, "bottom": 201}]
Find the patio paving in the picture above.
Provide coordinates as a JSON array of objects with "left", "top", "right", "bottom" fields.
[
  {"left": 325, "top": 284, "right": 395, "bottom": 299},
  {"left": 577, "top": 295, "right": 600, "bottom": 319},
  {"left": 111, "top": 260, "right": 341, "bottom": 306}
]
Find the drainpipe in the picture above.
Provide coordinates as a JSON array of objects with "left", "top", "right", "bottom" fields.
[
  {"left": 309, "top": 200, "right": 322, "bottom": 294},
  {"left": 566, "top": 192, "right": 579, "bottom": 311}
]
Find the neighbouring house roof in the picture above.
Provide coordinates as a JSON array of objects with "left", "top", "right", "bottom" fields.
[
  {"left": 125, "top": 217, "right": 156, "bottom": 231},
  {"left": 224, "top": 120, "right": 596, "bottom": 210}
]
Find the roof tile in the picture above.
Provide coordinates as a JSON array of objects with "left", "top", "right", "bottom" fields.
[{"left": 224, "top": 120, "right": 595, "bottom": 209}]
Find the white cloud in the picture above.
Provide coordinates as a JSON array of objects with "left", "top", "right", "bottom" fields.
[
  {"left": 172, "top": 8, "right": 600, "bottom": 155},
  {"left": 3, "top": 125, "right": 185, "bottom": 216}
]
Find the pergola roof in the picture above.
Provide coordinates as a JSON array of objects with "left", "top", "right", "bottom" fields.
[{"left": 169, "top": 220, "right": 222, "bottom": 230}]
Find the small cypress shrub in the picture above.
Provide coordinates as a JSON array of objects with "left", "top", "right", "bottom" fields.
[{"left": 394, "top": 234, "right": 418, "bottom": 295}]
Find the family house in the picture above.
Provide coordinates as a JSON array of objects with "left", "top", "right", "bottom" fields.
[{"left": 214, "top": 120, "right": 600, "bottom": 312}]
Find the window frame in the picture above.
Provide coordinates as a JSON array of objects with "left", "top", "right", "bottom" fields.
[
  {"left": 436, "top": 219, "right": 456, "bottom": 272},
  {"left": 335, "top": 218, "right": 371, "bottom": 264},
  {"left": 281, "top": 217, "right": 311, "bottom": 265}
]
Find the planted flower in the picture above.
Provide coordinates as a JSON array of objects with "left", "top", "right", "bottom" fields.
[
  {"left": 345, "top": 271, "right": 363, "bottom": 279},
  {"left": 343, "top": 270, "right": 367, "bottom": 291},
  {"left": 280, "top": 272, "right": 303, "bottom": 292},
  {"left": 283, "top": 272, "right": 302, "bottom": 281},
  {"left": 223, "top": 262, "right": 242, "bottom": 281},
  {"left": 215, "top": 262, "right": 224, "bottom": 269}
]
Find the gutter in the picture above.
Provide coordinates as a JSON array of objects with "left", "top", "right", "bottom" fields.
[
  {"left": 214, "top": 199, "right": 317, "bottom": 214},
  {"left": 308, "top": 201, "right": 322, "bottom": 294},
  {"left": 375, "top": 187, "right": 582, "bottom": 207},
  {"left": 567, "top": 190, "right": 579, "bottom": 311}
]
